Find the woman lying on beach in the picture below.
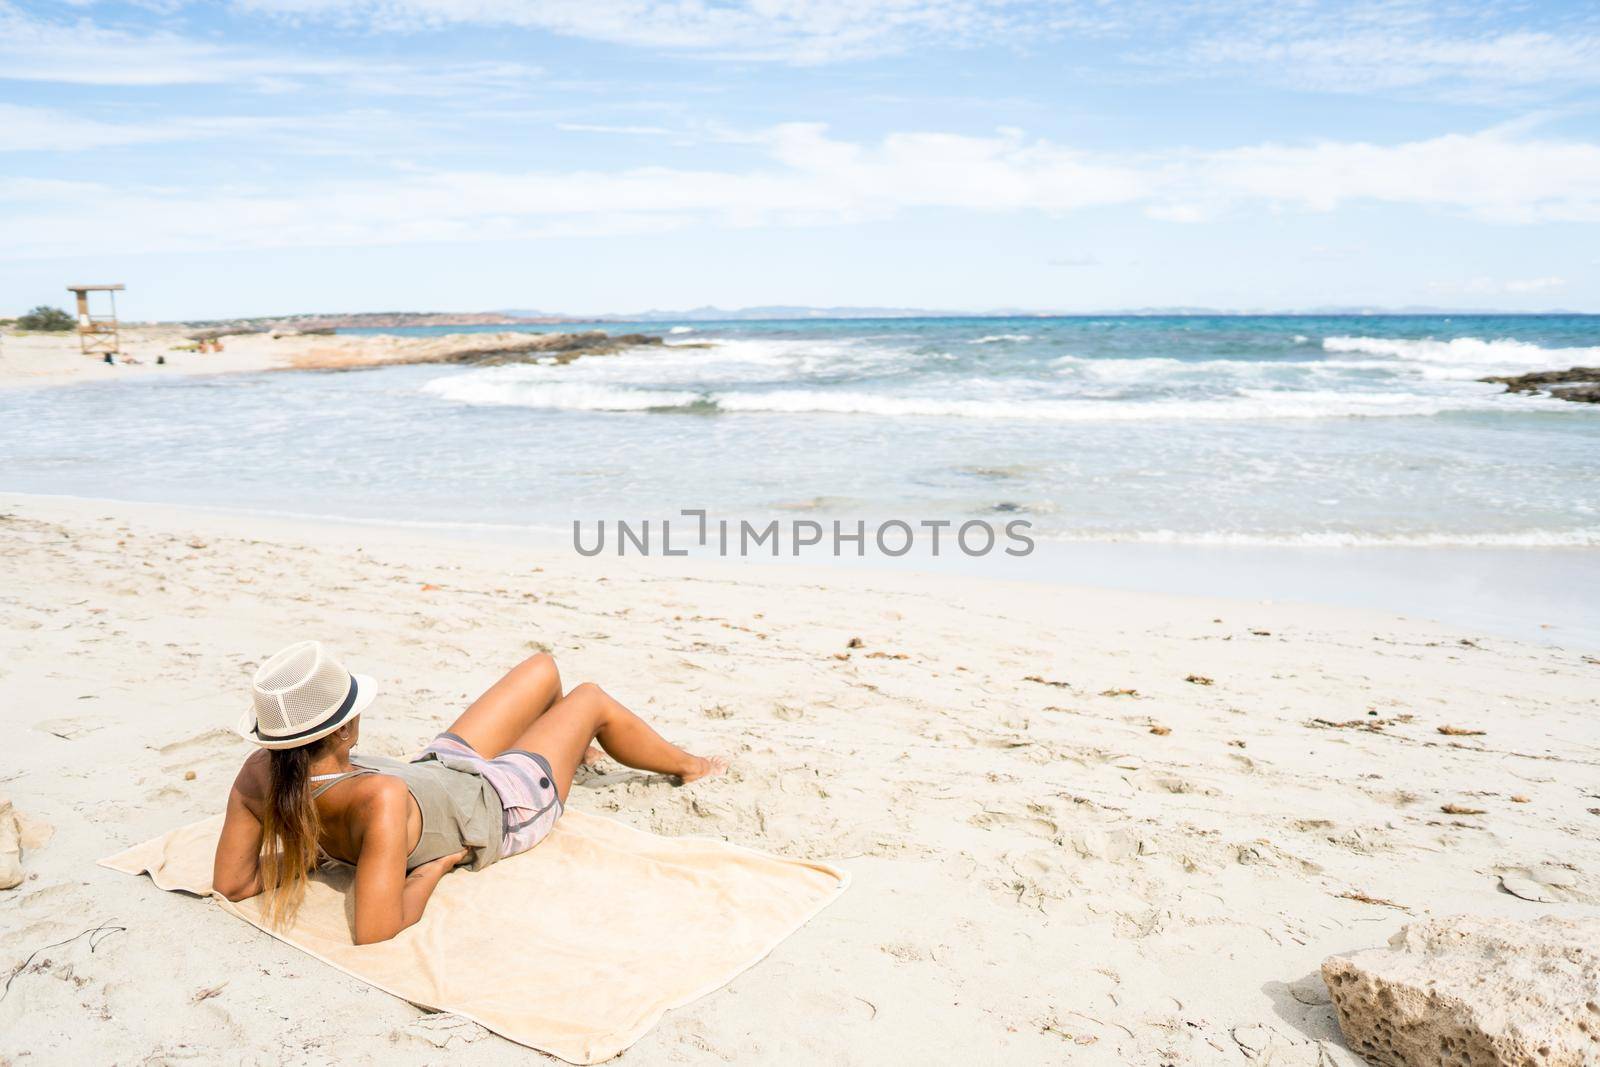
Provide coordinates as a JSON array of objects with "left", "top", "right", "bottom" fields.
[{"left": 214, "top": 641, "right": 728, "bottom": 944}]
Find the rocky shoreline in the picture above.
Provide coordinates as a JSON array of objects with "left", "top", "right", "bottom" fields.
[
  {"left": 182, "top": 310, "right": 584, "bottom": 333},
  {"left": 1480, "top": 366, "right": 1600, "bottom": 404},
  {"left": 280, "top": 329, "right": 674, "bottom": 372}
]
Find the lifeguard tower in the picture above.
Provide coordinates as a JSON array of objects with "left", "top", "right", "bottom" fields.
[{"left": 67, "top": 283, "right": 124, "bottom": 360}]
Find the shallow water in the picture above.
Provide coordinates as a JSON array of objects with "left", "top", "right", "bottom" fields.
[{"left": 4, "top": 314, "right": 1596, "bottom": 549}]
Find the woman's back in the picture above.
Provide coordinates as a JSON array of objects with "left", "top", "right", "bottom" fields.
[{"left": 307, "top": 754, "right": 502, "bottom": 871}]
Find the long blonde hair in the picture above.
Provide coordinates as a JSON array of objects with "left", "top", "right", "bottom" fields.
[{"left": 258, "top": 742, "right": 326, "bottom": 928}]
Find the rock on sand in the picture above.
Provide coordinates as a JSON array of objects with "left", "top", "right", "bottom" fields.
[{"left": 1323, "top": 914, "right": 1600, "bottom": 1065}]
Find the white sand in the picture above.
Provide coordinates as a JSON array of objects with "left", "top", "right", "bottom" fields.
[
  {"left": 2, "top": 493, "right": 1596, "bottom": 1063},
  {"left": 0, "top": 327, "right": 646, "bottom": 387},
  {"left": 0, "top": 327, "right": 282, "bottom": 385}
]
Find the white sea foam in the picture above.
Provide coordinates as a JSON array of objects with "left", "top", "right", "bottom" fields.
[
  {"left": 1040, "top": 527, "right": 1600, "bottom": 548},
  {"left": 1052, "top": 355, "right": 1386, "bottom": 382},
  {"left": 1053, "top": 355, "right": 1406, "bottom": 377},
  {"left": 969, "top": 334, "right": 1032, "bottom": 344},
  {"left": 425, "top": 358, "right": 1577, "bottom": 419},
  {"left": 668, "top": 325, "right": 696, "bottom": 334},
  {"left": 1323, "top": 335, "right": 1600, "bottom": 373},
  {"left": 423, "top": 376, "right": 700, "bottom": 411},
  {"left": 709, "top": 386, "right": 1562, "bottom": 421},
  {"left": 422, "top": 330, "right": 1591, "bottom": 422}
]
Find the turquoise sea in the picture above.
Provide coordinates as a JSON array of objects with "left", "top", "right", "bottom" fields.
[{"left": 5, "top": 314, "right": 1597, "bottom": 547}]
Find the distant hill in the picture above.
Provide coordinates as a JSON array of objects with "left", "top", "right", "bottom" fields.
[
  {"left": 500, "top": 305, "right": 972, "bottom": 322},
  {"left": 178, "top": 310, "right": 584, "bottom": 331},
  {"left": 503, "top": 305, "right": 1593, "bottom": 322},
  {"left": 163, "top": 305, "right": 1595, "bottom": 330}
]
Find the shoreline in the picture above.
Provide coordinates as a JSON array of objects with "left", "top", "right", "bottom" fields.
[
  {"left": 4, "top": 490, "right": 1596, "bottom": 648},
  {"left": 0, "top": 325, "right": 657, "bottom": 388},
  {"left": 3, "top": 491, "right": 1596, "bottom": 1062}
]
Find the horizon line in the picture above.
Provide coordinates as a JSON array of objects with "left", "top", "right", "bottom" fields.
[{"left": 97, "top": 305, "right": 1600, "bottom": 326}]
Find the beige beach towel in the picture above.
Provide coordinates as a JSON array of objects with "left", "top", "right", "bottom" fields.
[{"left": 100, "top": 807, "right": 848, "bottom": 1064}]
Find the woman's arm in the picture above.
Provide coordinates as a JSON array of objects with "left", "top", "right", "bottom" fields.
[
  {"left": 213, "top": 763, "right": 266, "bottom": 901},
  {"left": 399, "top": 849, "right": 470, "bottom": 929},
  {"left": 349, "top": 779, "right": 468, "bottom": 944}
]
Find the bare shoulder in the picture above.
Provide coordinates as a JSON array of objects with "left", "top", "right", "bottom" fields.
[
  {"left": 348, "top": 772, "right": 408, "bottom": 810},
  {"left": 341, "top": 773, "right": 410, "bottom": 828},
  {"left": 231, "top": 748, "right": 271, "bottom": 798},
  {"left": 347, "top": 774, "right": 411, "bottom": 853}
]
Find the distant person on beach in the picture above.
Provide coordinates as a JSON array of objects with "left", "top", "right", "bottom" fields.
[{"left": 213, "top": 642, "right": 729, "bottom": 943}]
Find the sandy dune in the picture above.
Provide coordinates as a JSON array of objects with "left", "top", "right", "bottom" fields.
[{"left": 1, "top": 493, "right": 1596, "bottom": 1063}]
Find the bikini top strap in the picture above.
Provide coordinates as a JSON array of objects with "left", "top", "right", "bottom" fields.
[{"left": 304, "top": 771, "right": 372, "bottom": 796}]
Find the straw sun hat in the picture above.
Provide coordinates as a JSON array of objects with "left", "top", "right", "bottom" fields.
[{"left": 236, "top": 640, "right": 377, "bottom": 750}]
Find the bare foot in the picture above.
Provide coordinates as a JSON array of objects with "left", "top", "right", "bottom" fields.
[
  {"left": 581, "top": 744, "right": 606, "bottom": 766},
  {"left": 679, "top": 755, "right": 730, "bottom": 784}
]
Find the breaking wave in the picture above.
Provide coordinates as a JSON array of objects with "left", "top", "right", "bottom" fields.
[
  {"left": 1323, "top": 335, "right": 1600, "bottom": 370},
  {"left": 424, "top": 375, "right": 1570, "bottom": 421},
  {"left": 422, "top": 378, "right": 701, "bottom": 411}
]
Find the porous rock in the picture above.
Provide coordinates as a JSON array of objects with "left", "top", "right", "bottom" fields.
[
  {"left": 0, "top": 795, "right": 21, "bottom": 889},
  {"left": 1322, "top": 914, "right": 1600, "bottom": 1065}
]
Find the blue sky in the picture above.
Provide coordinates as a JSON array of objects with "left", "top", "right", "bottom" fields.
[{"left": 2, "top": 0, "right": 1598, "bottom": 319}]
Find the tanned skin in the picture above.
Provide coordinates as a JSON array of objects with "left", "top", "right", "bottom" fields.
[{"left": 214, "top": 653, "right": 728, "bottom": 944}]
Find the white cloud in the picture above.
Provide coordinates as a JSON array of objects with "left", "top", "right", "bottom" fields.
[
  {"left": 0, "top": 104, "right": 196, "bottom": 151},
  {"left": 3, "top": 123, "right": 1598, "bottom": 258},
  {"left": 1194, "top": 131, "right": 1600, "bottom": 223},
  {"left": 228, "top": 0, "right": 1600, "bottom": 103},
  {"left": 9, "top": 0, "right": 1597, "bottom": 110},
  {"left": 1299, "top": 244, "right": 1364, "bottom": 262},
  {"left": 0, "top": 102, "right": 463, "bottom": 155},
  {"left": 1144, "top": 203, "right": 1211, "bottom": 224},
  {"left": 1505, "top": 276, "right": 1566, "bottom": 294},
  {"left": 1160, "top": 0, "right": 1600, "bottom": 103},
  {"left": 1186, "top": 26, "right": 1600, "bottom": 102},
  {"left": 236, "top": 0, "right": 1016, "bottom": 63},
  {"left": 0, "top": 3, "right": 540, "bottom": 90},
  {"left": 557, "top": 123, "right": 675, "bottom": 136},
  {"left": 1436, "top": 275, "right": 1569, "bottom": 296},
  {"left": 0, "top": 103, "right": 313, "bottom": 151}
]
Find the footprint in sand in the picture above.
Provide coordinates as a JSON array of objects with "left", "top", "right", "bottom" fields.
[
  {"left": 1010, "top": 848, "right": 1071, "bottom": 884},
  {"left": 772, "top": 703, "right": 805, "bottom": 722},
  {"left": 1067, "top": 826, "right": 1144, "bottom": 862},
  {"left": 395, "top": 1014, "right": 490, "bottom": 1049},
  {"left": 777, "top": 773, "right": 830, "bottom": 799},
  {"left": 1124, "top": 768, "right": 1220, "bottom": 796},
  {"left": 155, "top": 728, "right": 242, "bottom": 778},
  {"left": 968, "top": 808, "right": 1059, "bottom": 839},
  {"left": 878, "top": 940, "right": 928, "bottom": 962},
  {"left": 806, "top": 991, "right": 879, "bottom": 1023},
  {"left": 153, "top": 727, "right": 237, "bottom": 756},
  {"left": 32, "top": 717, "right": 104, "bottom": 741},
  {"left": 14, "top": 882, "right": 78, "bottom": 913}
]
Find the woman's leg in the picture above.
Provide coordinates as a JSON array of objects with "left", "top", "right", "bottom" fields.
[
  {"left": 443, "top": 653, "right": 566, "bottom": 757},
  {"left": 510, "top": 682, "right": 727, "bottom": 802}
]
